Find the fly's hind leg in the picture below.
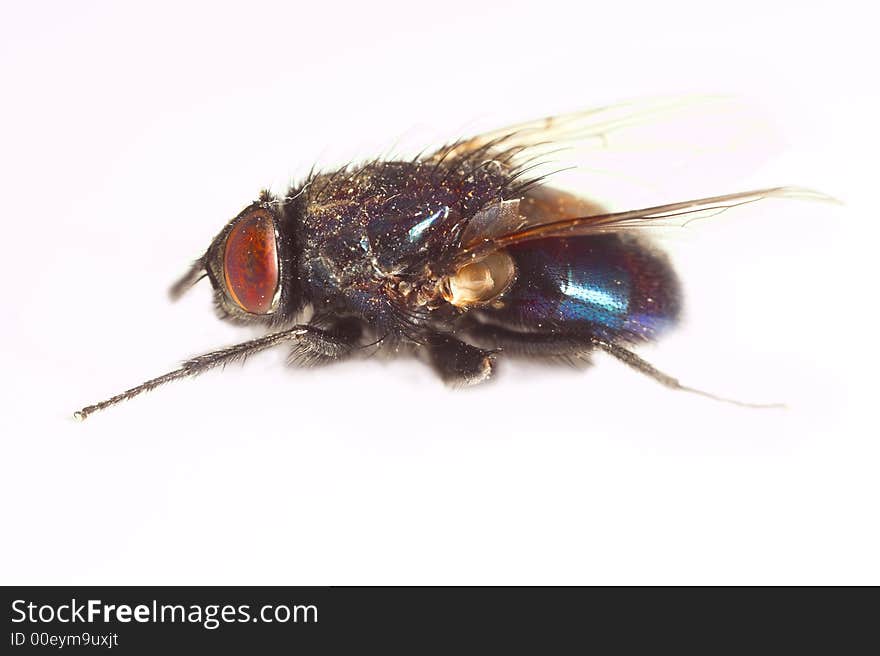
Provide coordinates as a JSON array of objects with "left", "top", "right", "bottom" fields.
[
  {"left": 591, "top": 338, "right": 784, "bottom": 408},
  {"left": 287, "top": 315, "right": 365, "bottom": 367},
  {"left": 465, "top": 323, "right": 782, "bottom": 407},
  {"left": 422, "top": 332, "right": 498, "bottom": 386},
  {"left": 465, "top": 323, "right": 595, "bottom": 363}
]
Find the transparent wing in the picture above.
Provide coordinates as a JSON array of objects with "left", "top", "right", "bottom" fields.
[
  {"left": 428, "top": 95, "right": 786, "bottom": 212},
  {"left": 453, "top": 187, "right": 837, "bottom": 267},
  {"left": 419, "top": 96, "right": 835, "bottom": 269}
]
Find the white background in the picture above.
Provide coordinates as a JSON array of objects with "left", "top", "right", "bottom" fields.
[{"left": 1, "top": 0, "right": 877, "bottom": 584}]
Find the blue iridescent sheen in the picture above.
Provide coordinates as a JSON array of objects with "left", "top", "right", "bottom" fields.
[
  {"left": 557, "top": 263, "right": 630, "bottom": 329},
  {"left": 476, "top": 235, "right": 680, "bottom": 343},
  {"left": 366, "top": 204, "right": 454, "bottom": 271},
  {"left": 407, "top": 206, "right": 449, "bottom": 242}
]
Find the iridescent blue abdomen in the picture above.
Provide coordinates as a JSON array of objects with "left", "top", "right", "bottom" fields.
[{"left": 477, "top": 235, "right": 681, "bottom": 343}]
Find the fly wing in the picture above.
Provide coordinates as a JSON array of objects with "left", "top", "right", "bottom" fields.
[
  {"left": 453, "top": 187, "right": 835, "bottom": 267},
  {"left": 432, "top": 96, "right": 725, "bottom": 157},
  {"left": 421, "top": 97, "right": 834, "bottom": 271},
  {"left": 426, "top": 95, "right": 783, "bottom": 212}
]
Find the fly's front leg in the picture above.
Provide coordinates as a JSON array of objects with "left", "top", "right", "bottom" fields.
[
  {"left": 422, "top": 332, "right": 498, "bottom": 386},
  {"left": 76, "top": 325, "right": 314, "bottom": 419},
  {"left": 287, "top": 316, "right": 365, "bottom": 366}
]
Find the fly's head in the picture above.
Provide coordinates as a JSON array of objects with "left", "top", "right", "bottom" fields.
[{"left": 170, "top": 193, "right": 305, "bottom": 326}]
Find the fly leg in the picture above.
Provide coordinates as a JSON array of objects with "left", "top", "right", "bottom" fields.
[
  {"left": 75, "top": 320, "right": 372, "bottom": 419},
  {"left": 287, "top": 315, "right": 365, "bottom": 367},
  {"left": 464, "top": 322, "right": 594, "bottom": 362},
  {"left": 591, "top": 338, "right": 784, "bottom": 408},
  {"left": 422, "top": 332, "right": 498, "bottom": 386},
  {"left": 465, "top": 323, "right": 782, "bottom": 407},
  {"left": 75, "top": 324, "right": 318, "bottom": 419}
]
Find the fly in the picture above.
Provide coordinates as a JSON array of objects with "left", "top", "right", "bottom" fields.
[{"left": 74, "top": 97, "right": 832, "bottom": 419}]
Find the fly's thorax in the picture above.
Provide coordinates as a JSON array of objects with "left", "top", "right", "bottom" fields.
[
  {"left": 383, "top": 251, "right": 519, "bottom": 313},
  {"left": 381, "top": 270, "right": 444, "bottom": 311}
]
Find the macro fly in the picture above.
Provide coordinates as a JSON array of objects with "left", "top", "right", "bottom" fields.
[{"left": 74, "top": 98, "right": 828, "bottom": 419}]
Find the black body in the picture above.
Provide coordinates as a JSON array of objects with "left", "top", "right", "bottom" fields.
[{"left": 75, "top": 102, "right": 799, "bottom": 419}]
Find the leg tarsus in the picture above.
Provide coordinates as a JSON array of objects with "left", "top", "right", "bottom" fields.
[
  {"left": 591, "top": 338, "right": 785, "bottom": 409},
  {"left": 76, "top": 325, "right": 314, "bottom": 419}
]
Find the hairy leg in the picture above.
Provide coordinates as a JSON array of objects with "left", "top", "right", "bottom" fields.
[
  {"left": 75, "top": 321, "right": 364, "bottom": 420},
  {"left": 591, "top": 338, "right": 783, "bottom": 408},
  {"left": 422, "top": 332, "right": 497, "bottom": 386},
  {"left": 466, "top": 322, "right": 781, "bottom": 407},
  {"left": 464, "top": 322, "right": 594, "bottom": 361},
  {"left": 287, "top": 315, "right": 365, "bottom": 366}
]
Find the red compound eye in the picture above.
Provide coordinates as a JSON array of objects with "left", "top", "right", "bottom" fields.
[{"left": 223, "top": 209, "right": 279, "bottom": 314}]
